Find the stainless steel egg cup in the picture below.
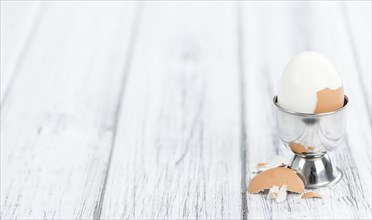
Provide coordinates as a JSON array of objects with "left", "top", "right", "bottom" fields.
[{"left": 274, "top": 96, "right": 348, "bottom": 189}]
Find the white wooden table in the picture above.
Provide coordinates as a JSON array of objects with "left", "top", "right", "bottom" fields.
[{"left": 1, "top": 1, "right": 371, "bottom": 219}]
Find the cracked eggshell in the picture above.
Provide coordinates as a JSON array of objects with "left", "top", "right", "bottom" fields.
[
  {"left": 248, "top": 167, "right": 305, "bottom": 193},
  {"left": 301, "top": 192, "right": 322, "bottom": 199},
  {"left": 275, "top": 185, "right": 288, "bottom": 203},
  {"left": 257, "top": 163, "right": 268, "bottom": 168},
  {"left": 253, "top": 156, "right": 288, "bottom": 173},
  {"left": 267, "top": 185, "right": 280, "bottom": 200},
  {"left": 278, "top": 51, "right": 344, "bottom": 114},
  {"left": 270, "top": 155, "right": 288, "bottom": 166}
]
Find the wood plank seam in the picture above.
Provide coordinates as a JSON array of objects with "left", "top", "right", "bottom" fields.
[
  {"left": 340, "top": 1, "right": 372, "bottom": 123},
  {"left": 237, "top": 2, "right": 248, "bottom": 220},
  {"left": 0, "top": 3, "right": 47, "bottom": 107},
  {"left": 92, "top": 3, "right": 142, "bottom": 219},
  {"left": 343, "top": 136, "right": 371, "bottom": 211}
]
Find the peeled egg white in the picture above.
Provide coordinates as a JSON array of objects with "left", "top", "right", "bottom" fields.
[{"left": 278, "top": 51, "right": 344, "bottom": 114}]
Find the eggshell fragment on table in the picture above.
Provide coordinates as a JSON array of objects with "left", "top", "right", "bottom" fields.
[
  {"left": 275, "top": 185, "right": 287, "bottom": 203},
  {"left": 256, "top": 163, "right": 268, "bottom": 167},
  {"left": 266, "top": 185, "right": 288, "bottom": 203},
  {"left": 253, "top": 156, "right": 288, "bottom": 173},
  {"left": 267, "top": 186, "right": 280, "bottom": 200},
  {"left": 270, "top": 155, "right": 288, "bottom": 167},
  {"left": 301, "top": 192, "right": 322, "bottom": 199},
  {"left": 248, "top": 167, "right": 305, "bottom": 194}
]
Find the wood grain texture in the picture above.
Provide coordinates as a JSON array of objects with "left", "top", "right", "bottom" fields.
[
  {"left": 100, "top": 2, "right": 242, "bottom": 219},
  {"left": 1, "top": 1, "right": 371, "bottom": 219},
  {"left": 341, "top": 1, "right": 372, "bottom": 118},
  {"left": 0, "top": 1, "right": 43, "bottom": 104},
  {"left": 1, "top": 2, "right": 138, "bottom": 219},
  {"left": 309, "top": 0, "right": 371, "bottom": 203},
  {"left": 241, "top": 1, "right": 371, "bottom": 219}
]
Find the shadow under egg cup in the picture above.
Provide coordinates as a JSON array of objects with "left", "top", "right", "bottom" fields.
[{"left": 273, "top": 96, "right": 348, "bottom": 189}]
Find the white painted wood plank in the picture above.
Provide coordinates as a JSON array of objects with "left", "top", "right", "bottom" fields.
[
  {"left": 308, "top": 0, "right": 371, "bottom": 197},
  {"left": 341, "top": 1, "right": 371, "bottom": 115},
  {"left": 100, "top": 2, "right": 242, "bottom": 219},
  {"left": 241, "top": 1, "right": 371, "bottom": 219},
  {"left": 0, "top": 1, "right": 43, "bottom": 103},
  {"left": 1, "top": 2, "right": 137, "bottom": 219}
]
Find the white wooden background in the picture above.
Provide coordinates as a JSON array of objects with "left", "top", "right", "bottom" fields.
[{"left": 1, "top": 1, "right": 371, "bottom": 219}]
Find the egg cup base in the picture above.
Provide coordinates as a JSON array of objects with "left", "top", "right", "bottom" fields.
[{"left": 290, "top": 153, "right": 343, "bottom": 189}]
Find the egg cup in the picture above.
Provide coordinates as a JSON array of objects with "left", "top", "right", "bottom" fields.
[{"left": 273, "top": 95, "right": 348, "bottom": 188}]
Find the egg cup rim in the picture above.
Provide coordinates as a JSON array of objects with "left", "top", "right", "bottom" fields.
[{"left": 273, "top": 95, "right": 349, "bottom": 117}]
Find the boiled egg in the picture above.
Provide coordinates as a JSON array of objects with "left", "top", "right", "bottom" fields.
[{"left": 278, "top": 51, "right": 344, "bottom": 114}]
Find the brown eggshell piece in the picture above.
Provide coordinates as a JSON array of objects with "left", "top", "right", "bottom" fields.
[
  {"left": 301, "top": 192, "right": 322, "bottom": 199},
  {"left": 248, "top": 167, "right": 305, "bottom": 194},
  {"left": 307, "top": 146, "right": 316, "bottom": 151},
  {"left": 314, "top": 86, "right": 344, "bottom": 114},
  {"left": 289, "top": 142, "right": 309, "bottom": 154},
  {"left": 257, "top": 163, "right": 268, "bottom": 167}
]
